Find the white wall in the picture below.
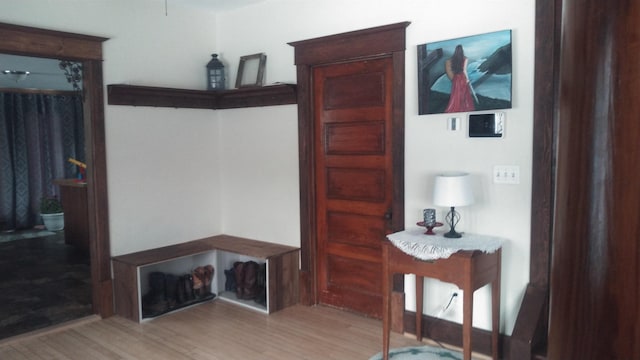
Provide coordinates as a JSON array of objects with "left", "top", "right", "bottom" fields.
[
  {"left": 215, "top": 0, "right": 535, "bottom": 335},
  {"left": 218, "top": 105, "right": 300, "bottom": 247},
  {"left": 1, "top": 0, "right": 535, "bottom": 336},
  {"left": 0, "top": 0, "right": 224, "bottom": 255}
]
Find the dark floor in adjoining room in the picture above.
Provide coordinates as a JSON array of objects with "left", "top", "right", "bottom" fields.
[{"left": 0, "top": 231, "right": 92, "bottom": 340}]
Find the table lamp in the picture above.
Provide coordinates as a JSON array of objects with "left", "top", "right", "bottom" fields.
[{"left": 433, "top": 172, "right": 474, "bottom": 238}]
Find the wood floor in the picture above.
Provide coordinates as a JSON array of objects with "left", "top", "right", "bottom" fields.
[{"left": 0, "top": 301, "right": 428, "bottom": 359}]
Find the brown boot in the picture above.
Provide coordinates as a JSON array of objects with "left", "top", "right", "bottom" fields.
[
  {"left": 241, "top": 261, "right": 260, "bottom": 300},
  {"left": 192, "top": 266, "right": 205, "bottom": 298},
  {"left": 203, "top": 265, "right": 214, "bottom": 295},
  {"left": 233, "top": 261, "right": 245, "bottom": 299}
]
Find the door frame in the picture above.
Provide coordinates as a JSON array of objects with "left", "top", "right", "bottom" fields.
[
  {"left": 0, "top": 22, "right": 113, "bottom": 318},
  {"left": 289, "top": 22, "right": 410, "bottom": 307}
]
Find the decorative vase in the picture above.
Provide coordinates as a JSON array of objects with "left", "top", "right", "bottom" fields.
[{"left": 41, "top": 212, "right": 64, "bottom": 231}]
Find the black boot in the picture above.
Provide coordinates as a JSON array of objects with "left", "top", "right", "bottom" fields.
[
  {"left": 225, "top": 267, "right": 236, "bottom": 292},
  {"left": 142, "top": 272, "right": 168, "bottom": 317},
  {"left": 183, "top": 274, "right": 195, "bottom": 302},
  {"left": 164, "top": 274, "right": 178, "bottom": 309},
  {"left": 234, "top": 262, "right": 245, "bottom": 299}
]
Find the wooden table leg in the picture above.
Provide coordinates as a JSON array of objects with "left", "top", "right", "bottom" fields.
[
  {"left": 415, "top": 275, "right": 424, "bottom": 341},
  {"left": 382, "top": 244, "right": 391, "bottom": 360},
  {"left": 463, "top": 283, "right": 473, "bottom": 360},
  {"left": 491, "top": 250, "right": 502, "bottom": 360}
]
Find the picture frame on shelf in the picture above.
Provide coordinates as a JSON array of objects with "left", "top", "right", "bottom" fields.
[{"left": 235, "top": 53, "right": 267, "bottom": 88}]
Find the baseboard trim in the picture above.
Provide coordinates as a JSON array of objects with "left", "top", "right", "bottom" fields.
[
  {"left": 0, "top": 314, "right": 101, "bottom": 346},
  {"left": 403, "top": 310, "right": 510, "bottom": 359}
]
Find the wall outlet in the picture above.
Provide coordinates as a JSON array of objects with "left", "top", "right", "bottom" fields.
[{"left": 493, "top": 165, "right": 520, "bottom": 184}]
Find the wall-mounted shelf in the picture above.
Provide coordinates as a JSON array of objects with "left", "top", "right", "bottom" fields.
[{"left": 107, "top": 83, "right": 297, "bottom": 110}]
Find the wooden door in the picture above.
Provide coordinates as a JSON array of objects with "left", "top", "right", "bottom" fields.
[{"left": 313, "top": 57, "right": 394, "bottom": 318}]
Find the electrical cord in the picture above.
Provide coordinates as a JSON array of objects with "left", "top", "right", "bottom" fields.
[
  {"left": 424, "top": 292, "right": 458, "bottom": 349},
  {"left": 443, "top": 292, "right": 458, "bottom": 313}
]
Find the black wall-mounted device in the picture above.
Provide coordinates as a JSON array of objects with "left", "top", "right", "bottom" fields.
[{"left": 468, "top": 112, "right": 505, "bottom": 138}]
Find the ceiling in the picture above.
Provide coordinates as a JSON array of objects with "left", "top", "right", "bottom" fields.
[{"left": 0, "top": 0, "right": 267, "bottom": 91}]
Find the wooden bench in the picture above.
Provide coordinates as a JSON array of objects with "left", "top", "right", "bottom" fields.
[{"left": 112, "top": 234, "right": 299, "bottom": 322}]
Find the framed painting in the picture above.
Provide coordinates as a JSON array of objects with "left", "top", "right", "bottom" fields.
[{"left": 417, "top": 30, "right": 512, "bottom": 115}]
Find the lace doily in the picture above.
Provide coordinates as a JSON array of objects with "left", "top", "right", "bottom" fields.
[{"left": 386, "top": 228, "right": 505, "bottom": 261}]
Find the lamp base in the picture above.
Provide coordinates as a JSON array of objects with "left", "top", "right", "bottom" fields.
[
  {"left": 444, "top": 229, "right": 462, "bottom": 238},
  {"left": 444, "top": 206, "right": 463, "bottom": 238}
]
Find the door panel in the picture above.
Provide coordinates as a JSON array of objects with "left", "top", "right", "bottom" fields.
[
  {"left": 326, "top": 167, "right": 386, "bottom": 201},
  {"left": 326, "top": 212, "right": 386, "bottom": 248},
  {"left": 314, "top": 57, "right": 393, "bottom": 318},
  {"left": 328, "top": 255, "right": 381, "bottom": 293},
  {"left": 324, "top": 122, "right": 385, "bottom": 155},
  {"left": 323, "top": 72, "right": 385, "bottom": 109}
]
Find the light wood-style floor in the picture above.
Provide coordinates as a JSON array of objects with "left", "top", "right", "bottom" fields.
[{"left": 0, "top": 300, "right": 429, "bottom": 359}]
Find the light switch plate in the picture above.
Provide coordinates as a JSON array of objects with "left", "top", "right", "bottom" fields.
[
  {"left": 493, "top": 165, "right": 520, "bottom": 184},
  {"left": 447, "top": 117, "right": 461, "bottom": 131}
]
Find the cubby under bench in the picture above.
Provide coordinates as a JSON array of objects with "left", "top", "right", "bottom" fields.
[{"left": 111, "top": 234, "right": 300, "bottom": 323}]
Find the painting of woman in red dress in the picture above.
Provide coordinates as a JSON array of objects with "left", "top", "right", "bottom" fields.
[
  {"left": 417, "top": 30, "right": 512, "bottom": 115},
  {"left": 444, "top": 45, "right": 475, "bottom": 113}
]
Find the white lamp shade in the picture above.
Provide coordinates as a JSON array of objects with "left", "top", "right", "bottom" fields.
[{"left": 433, "top": 172, "right": 475, "bottom": 207}]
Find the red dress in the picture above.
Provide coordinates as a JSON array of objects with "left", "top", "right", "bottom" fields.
[{"left": 445, "top": 73, "right": 475, "bottom": 113}]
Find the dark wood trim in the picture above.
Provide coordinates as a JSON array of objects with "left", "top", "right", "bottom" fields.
[
  {"left": 0, "top": 22, "right": 112, "bottom": 318},
  {"left": 390, "top": 49, "right": 406, "bottom": 241},
  {"left": 293, "top": 64, "right": 315, "bottom": 305},
  {"left": 510, "top": 0, "right": 559, "bottom": 358},
  {"left": 390, "top": 43, "right": 408, "bottom": 331},
  {"left": 0, "top": 22, "right": 106, "bottom": 61},
  {"left": 83, "top": 59, "right": 113, "bottom": 318},
  {"left": 510, "top": 284, "right": 548, "bottom": 359},
  {"left": 289, "top": 22, "right": 409, "bottom": 308},
  {"left": 289, "top": 22, "right": 410, "bottom": 66},
  {"left": 216, "top": 84, "right": 296, "bottom": 109},
  {"left": 108, "top": 85, "right": 216, "bottom": 109},
  {"left": 530, "top": 0, "right": 560, "bottom": 291},
  {"left": 107, "top": 83, "right": 297, "bottom": 110}
]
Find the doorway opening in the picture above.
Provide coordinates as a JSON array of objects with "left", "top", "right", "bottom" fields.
[
  {"left": 0, "top": 22, "right": 113, "bottom": 339},
  {"left": 0, "top": 53, "right": 92, "bottom": 338}
]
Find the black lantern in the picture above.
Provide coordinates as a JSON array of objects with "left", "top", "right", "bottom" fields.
[{"left": 206, "top": 53, "right": 225, "bottom": 90}]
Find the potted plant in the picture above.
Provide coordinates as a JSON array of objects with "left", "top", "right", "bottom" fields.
[{"left": 40, "top": 196, "right": 64, "bottom": 231}]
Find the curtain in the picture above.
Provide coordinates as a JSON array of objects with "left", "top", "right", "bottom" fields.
[{"left": 0, "top": 92, "right": 84, "bottom": 231}]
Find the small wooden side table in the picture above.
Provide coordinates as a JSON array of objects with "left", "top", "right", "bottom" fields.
[
  {"left": 382, "top": 234, "right": 502, "bottom": 360},
  {"left": 54, "top": 178, "right": 89, "bottom": 252}
]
